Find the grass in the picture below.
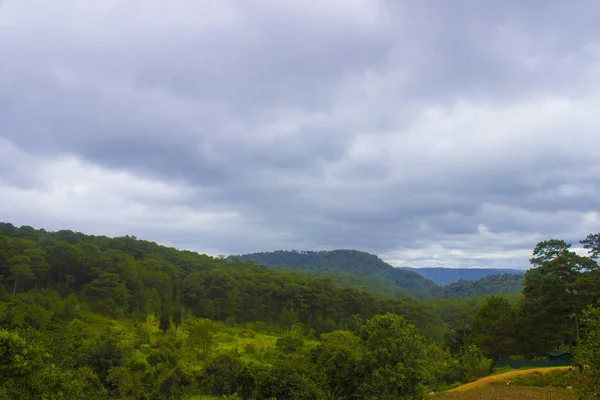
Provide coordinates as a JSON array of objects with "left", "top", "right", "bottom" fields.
[
  {"left": 78, "top": 312, "right": 317, "bottom": 371},
  {"left": 449, "top": 367, "right": 572, "bottom": 392},
  {"left": 434, "top": 386, "right": 577, "bottom": 399}
]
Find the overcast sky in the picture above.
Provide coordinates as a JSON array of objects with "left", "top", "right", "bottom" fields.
[{"left": 1, "top": 1, "right": 600, "bottom": 269}]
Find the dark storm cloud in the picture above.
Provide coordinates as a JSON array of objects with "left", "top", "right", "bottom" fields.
[{"left": 1, "top": 0, "right": 600, "bottom": 267}]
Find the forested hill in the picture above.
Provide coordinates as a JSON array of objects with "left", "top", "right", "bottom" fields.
[
  {"left": 2, "top": 222, "right": 599, "bottom": 398},
  {"left": 229, "top": 249, "right": 438, "bottom": 293},
  {"left": 403, "top": 267, "right": 524, "bottom": 284},
  {"left": 0, "top": 223, "right": 446, "bottom": 339},
  {"left": 228, "top": 250, "right": 527, "bottom": 300},
  {"left": 442, "top": 273, "right": 524, "bottom": 299}
]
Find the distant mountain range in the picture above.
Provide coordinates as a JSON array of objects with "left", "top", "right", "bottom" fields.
[
  {"left": 229, "top": 250, "right": 525, "bottom": 300},
  {"left": 402, "top": 267, "right": 525, "bottom": 285}
]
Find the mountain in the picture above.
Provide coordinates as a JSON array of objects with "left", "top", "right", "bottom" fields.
[
  {"left": 403, "top": 267, "right": 525, "bottom": 285},
  {"left": 228, "top": 250, "right": 438, "bottom": 295},
  {"left": 230, "top": 250, "right": 526, "bottom": 300}
]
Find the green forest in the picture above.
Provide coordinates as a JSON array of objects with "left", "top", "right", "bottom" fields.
[
  {"left": 1, "top": 223, "right": 600, "bottom": 399},
  {"left": 230, "top": 250, "right": 525, "bottom": 300}
]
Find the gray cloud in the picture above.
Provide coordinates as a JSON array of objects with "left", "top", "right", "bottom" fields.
[{"left": 1, "top": 0, "right": 600, "bottom": 268}]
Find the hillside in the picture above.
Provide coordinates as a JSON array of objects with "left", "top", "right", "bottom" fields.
[
  {"left": 442, "top": 273, "right": 524, "bottom": 299},
  {"left": 1, "top": 222, "right": 599, "bottom": 398},
  {"left": 229, "top": 249, "right": 438, "bottom": 294},
  {"left": 229, "top": 250, "right": 526, "bottom": 300},
  {"left": 0, "top": 223, "right": 446, "bottom": 339},
  {"left": 268, "top": 266, "right": 425, "bottom": 299},
  {"left": 404, "top": 267, "right": 525, "bottom": 284}
]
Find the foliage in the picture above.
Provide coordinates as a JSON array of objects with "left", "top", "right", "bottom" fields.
[
  {"left": 442, "top": 274, "right": 523, "bottom": 299},
  {"left": 231, "top": 251, "right": 526, "bottom": 301},
  {"left": 470, "top": 296, "right": 515, "bottom": 360},
  {"left": 522, "top": 241, "right": 599, "bottom": 354},
  {"left": 458, "top": 345, "right": 493, "bottom": 381},
  {"left": 0, "top": 223, "right": 446, "bottom": 340},
  {"left": 1, "top": 222, "right": 599, "bottom": 399},
  {"left": 0, "top": 329, "right": 83, "bottom": 399},
  {"left": 229, "top": 249, "right": 438, "bottom": 293},
  {"left": 357, "top": 313, "right": 430, "bottom": 399},
  {"left": 574, "top": 304, "right": 600, "bottom": 399}
]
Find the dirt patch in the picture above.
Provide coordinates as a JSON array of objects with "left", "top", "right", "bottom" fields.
[
  {"left": 449, "top": 366, "right": 572, "bottom": 392},
  {"left": 438, "top": 385, "right": 577, "bottom": 399}
]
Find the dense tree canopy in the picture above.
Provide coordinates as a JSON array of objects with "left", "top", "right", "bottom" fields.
[
  {"left": 1, "top": 222, "right": 599, "bottom": 398},
  {"left": 522, "top": 241, "right": 599, "bottom": 353}
]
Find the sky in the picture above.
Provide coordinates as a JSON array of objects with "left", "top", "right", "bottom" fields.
[{"left": 1, "top": 1, "right": 600, "bottom": 269}]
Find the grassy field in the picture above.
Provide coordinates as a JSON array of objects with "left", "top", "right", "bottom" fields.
[
  {"left": 448, "top": 367, "right": 572, "bottom": 392},
  {"left": 435, "top": 385, "right": 577, "bottom": 399}
]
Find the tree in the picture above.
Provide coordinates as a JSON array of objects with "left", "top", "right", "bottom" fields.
[
  {"left": 523, "top": 239, "right": 598, "bottom": 354},
  {"left": 83, "top": 272, "right": 130, "bottom": 317},
  {"left": 172, "top": 294, "right": 182, "bottom": 331},
  {"left": 529, "top": 239, "right": 571, "bottom": 267},
  {"left": 458, "top": 344, "right": 492, "bottom": 381},
  {"left": 470, "top": 296, "right": 515, "bottom": 360},
  {"left": 83, "top": 329, "right": 127, "bottom": 384},
  {"left": 312, "top": 330, "right": 364, "bottom": 398},
  {"left": 155, "top": 365, "right": 193, "bottom": 400},
  {"left": 275, "top": 324, "right": 305, "bottom": 354},
  {"left": 0, "top": 329, "right": 81, "bottom": 399},
  {"left": 73, "top": 366, "right": 109, "bottom": 400},
  {"left": 357, "top": 313, "right": 429, "bottom": 399},
  {"left": 204, "top": 352, "right": 245, "bottom": 396},
  {"left": 0, "top": 274, "right": 7, "bottom": 299},
  {"left": 186, "top": 320, "right": 215, "bottom": 360},
  {"left": 159, "top": 309, "right": 171, "bottom": 334},
  {"left": 581, "top": 233, "right": 600, "bottom": 259},
  {"left": 513, "top": 299, "right": 548, "bottom": 357},
  {"left": 444, "top": 305, "right": 476, "bottom": 355},
  {"left": 574, "top": 304, "right": 600, "bottom": 399},
  {"left": 47, "top": 242, "right": 82, "bottom": 288},
  {"left": 23, "top": 248, "right": 50, "bottom": 287},
  {"left": 8, "top": 255, "right": 34, "bottom": 295}
]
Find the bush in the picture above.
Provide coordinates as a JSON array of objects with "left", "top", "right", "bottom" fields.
[
  {"left": 275, "top": 334, "right": 304, "bottom": 354},
  {"left": 204, "top": 351, "right": 245, "bottom": 396},
  {"left": 438, "top": 358, "right": 466, "bottom": 384},
  {"left": 459, "top": 345, "right": 492, "bottom": 381},
  {"left": 244, "top": 343, "right": 256, "bottom": 354}
]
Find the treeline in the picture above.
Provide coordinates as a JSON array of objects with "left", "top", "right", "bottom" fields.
[
  {"left": 230, "top": 250, "right": 526, "bottom": 300},
  {"left": 441, "top": 273, "right": 524, "bottom": 299},
  {"left": 446, "top": 237, "right": 600, "bottom": 361},
  {"left": 230, "top": 249, "right": 438, "bottom": 292},
  {"left": 0, "top": 223, "right": 445, "bottom": 340},
  {"left": 0, "top": 303, "right": 492, "bottom": 400},
  {"left": 2, "top": 223, "right": 600, "bottom": 398}
]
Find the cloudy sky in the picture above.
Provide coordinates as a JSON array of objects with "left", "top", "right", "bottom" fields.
[{"left": 2, "top": 1, "right": 600, "bottom": 269}]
